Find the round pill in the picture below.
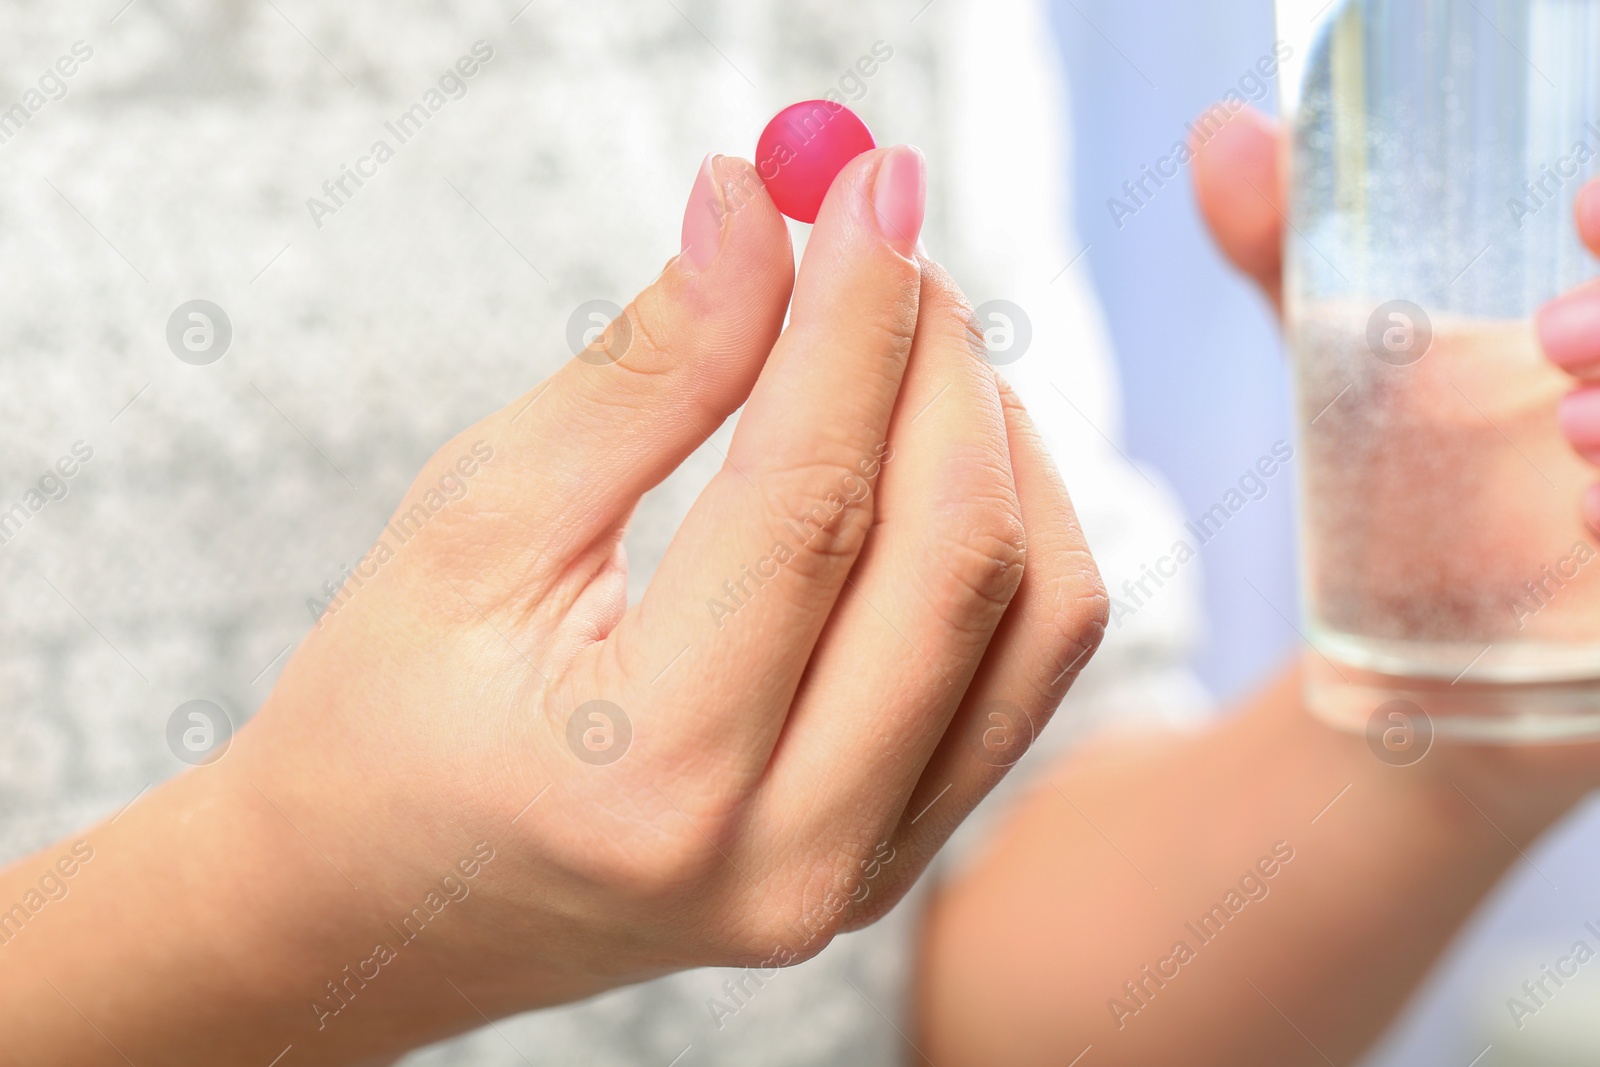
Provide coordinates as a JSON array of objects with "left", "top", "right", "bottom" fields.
[{"left": 755, "top": 101, "right": 877, "bottom": 224}]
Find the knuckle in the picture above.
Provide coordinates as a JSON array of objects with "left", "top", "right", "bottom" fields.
[
  {"left": 720, "top": 837, "right": 898, "bottom": 966},
  {"left": 369, "top": 457, "right": 518, "bottom": 611},
  {"left": 530, "top": 775, "right": 747, "bottom": 901},
  {"left": 797, "top": 300, "right": 917, "bottom": 374},
  {"left": 594, "top": 301, "right": 674, "bottom": 388},
  {"left": 1041, "top": 548, "right": 1110, "bottom": 687},
  {"left": 725, "top": 904, "right": 845, "bottom": 969},
  {"left": 926, "top": 495, "right": 1028, "bottom": 624},
  {"left": 839, "top": 877, "right": 910, "bottom": 932},
  {"left": 918, "top": 266, "right": 988, "bottom": 362},
  {"left": 862, "top": 297, "right": 922, "bottom": 362},
  {"left": 575, "top": 296, "right": 732, "bottom": 430},
  {"left": 753, "top": 459, "right": 877, "bottom": 578},
  {"left": 721, "top": 910, "right": 840, "bottom": 970},
  {"left": 590, "top": 823, "right": 729, "bottom": 901},
  {"left": 1060, "top": 546, "right": 1111, "bottom": 632}
]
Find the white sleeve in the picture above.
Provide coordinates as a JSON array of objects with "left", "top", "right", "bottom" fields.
[{"left": 926, "top": 0, "right": 1215, "bottom": 869}]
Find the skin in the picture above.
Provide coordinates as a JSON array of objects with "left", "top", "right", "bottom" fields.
[
  {"left": 4, "top": 106, "right": 1600, "bottom": 1066},
  {"left": 918, "top": 108, "right": 1600, "bottom": 1067},
  {"left": 0, "top": 149, "right": 1108, "bottom": 1064}
]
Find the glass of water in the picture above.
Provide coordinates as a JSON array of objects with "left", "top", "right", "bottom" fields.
[{"left": 1278, "top": 0, "right": 1600, "bottom": 739}]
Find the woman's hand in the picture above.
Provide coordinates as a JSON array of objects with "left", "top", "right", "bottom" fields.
[
  {"left": 0, "top": 148, "right": 1107, "bottom": 1064},
  {"left": 1192, "top": 107, "right": 1600, "bottom": 806},
  {"left": 1192, "top": 107, "right": 1284, "bottom": 313},
  {"left": 917, "top": 115, "right": 1600, "bottom": 1067},
  {"left": 1538, "top": 185, "right": 1600, "bottom": 526}
]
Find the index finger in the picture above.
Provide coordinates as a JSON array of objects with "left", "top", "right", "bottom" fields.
[
  {"left": 1537, "top": 181, "right": 1600, "bottom": 377},
  {"left": 1193, "top": 106, "right": 1284, "bottom": 311},
  {"left": 572, "top": 145, "right": 930, "bottom": 778}
]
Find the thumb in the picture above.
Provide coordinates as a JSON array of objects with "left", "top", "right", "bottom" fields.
[
  {"left": 408, "top": 154, "right": 796, "bottom": 603},
  {"left": 1193, "top": 106, "right": 1283, "bottom": 311}
]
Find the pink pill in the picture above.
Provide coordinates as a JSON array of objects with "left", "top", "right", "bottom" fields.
[{"left": 755, "top": 100, "right": 877, "bottom": 224}]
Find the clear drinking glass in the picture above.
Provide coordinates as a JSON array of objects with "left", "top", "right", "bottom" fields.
[{"left": 1278, "top": 0, "right": 1600, "bottom": 739}]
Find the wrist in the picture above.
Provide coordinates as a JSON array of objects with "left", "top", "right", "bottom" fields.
[
  {"left": 1273, "top": 662, "right": 1588, "bottom": 849},
  {"left": 0, "top": 757, "right": 472, "bottom": 1065}
]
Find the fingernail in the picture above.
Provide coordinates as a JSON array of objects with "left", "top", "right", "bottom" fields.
[
  {"left": 1584, "top": 484, "right": 1600, "bottom": 530},
  {"left": 680, "top": 154, "right": 724, "bottom": 275},
  {"left": 1538, "top": 291, "right": 1600, "bottom": 374},
  {"left": 872, "top": 145, "right": 926, "bottom": 258},
  {"left": 1578, "top": 183, "right": 1600, "bottom": 241},
  {"left": 1558, "top": 386, "right": 1600, "bottom": 460}
]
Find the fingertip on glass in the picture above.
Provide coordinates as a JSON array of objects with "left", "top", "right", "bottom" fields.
[
  {"left": 1577, "top": 181, "right": 1600, "bottom": 245},
  {"left": 1537, "top": 288, "right": 1600, "bottom": 376},
  {"left": 1583, "top": 483, "right": 1600, "bottom": 532},
  {"left": 1558, "top": 385, "right": 1600, "bottom": 457}
]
